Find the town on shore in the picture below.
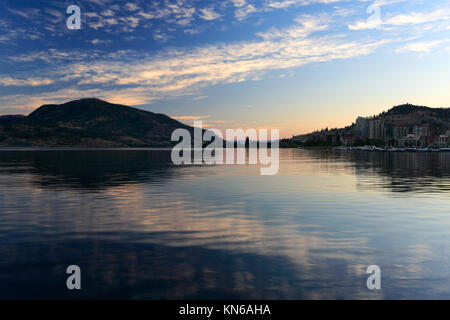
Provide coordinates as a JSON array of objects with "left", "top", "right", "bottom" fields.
[{"left": 281, "top": 104, "right": 450, "bottom": 151}]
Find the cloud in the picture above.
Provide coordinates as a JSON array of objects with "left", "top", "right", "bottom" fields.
[
  {"left": 172, "top": 115, "right": 210, "bottom": 120},
  {"left": 6, "top": 7, "right": 40, "bottom": 19},
  {"left": 45, "top": 8, "right": 64, "bottom": 22},
  {"left": 348, "top": 20, "right": 381, "bottom": 31},
  {"left": 1, "top": 0, "right": 354, "bottom": 42},
  {"left": 0, "top": 35, "right": 11, "bottom": 42},
  {"left": 0, "top": 77, "right": 53, "bottom": 86},
  {"left": 228, "top": 0, "right": 347, "bottom": 21},
  {"left": 235, "top": 3, "right": 259, "bottom": 20},
  {"left": 191, "top": 95, "right": 208, "bottom": 100},
  {"left": 266, "top": 0, "right": 332, "bottom": 9},
  {"left": 230, "top": 0, "right": 247, "bottom": 7},
  {"left": 3, "top": 1, "right": 447, "bottom": 114},
  {"left": 385, "top": 8, "right": 450, "bottom": 26},
  {"left": 0, "top": 14, "right": 389, "bottom": 113},
  {"left": 124, "top": 2, "right": 140, "bottom": 11},
  {"left": 8, "top": 49, "right": 109, "bottom": 63},
  {"left": 101, "top": 9, "right": 115, "bottom": 17},
  {"left": 198, "top": 8, "right": 222, "bottom": 21},
  {"left": 349, "top": 7, "right": 450, "bottom": 30},
  {"left": 396, "top": 40, "right": 447, "bottom": 53},
  {"left": 80, "top": 1, "right": 198, "bottom": 33},
  {"left": 91, "top": 39, "right": 113, "bottom": 45}
]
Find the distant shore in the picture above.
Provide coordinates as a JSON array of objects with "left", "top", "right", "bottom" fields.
[{"left": 333, "top": 146, "right": 450, "bottom": 152}]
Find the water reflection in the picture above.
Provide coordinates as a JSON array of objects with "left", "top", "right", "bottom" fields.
[
  {"left": 0, "top": 149, "right": 179, "bottom": 190},
  {"left": 0, "top": 149, "right": 449, "bottom": 299},
  {"left": 349, "top": 151, "right": 450, "bottom": 194},
  {"left": 280, "top": 149, "right": 450, "bottom": 194}
]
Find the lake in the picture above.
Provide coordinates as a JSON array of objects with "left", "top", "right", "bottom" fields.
[{"left": 0, "top": 148, "right": 449, "bottom": 299}]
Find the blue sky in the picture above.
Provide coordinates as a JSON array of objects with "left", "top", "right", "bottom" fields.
[{"left": 0, "top": 0, "right": 449, "bottom": 137}]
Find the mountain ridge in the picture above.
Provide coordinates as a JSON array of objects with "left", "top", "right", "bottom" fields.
[{"left": 0, "top": 98, "right": 194, "bottom": 147}]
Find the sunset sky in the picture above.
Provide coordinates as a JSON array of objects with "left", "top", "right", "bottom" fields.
[{"left": 0, "top": 0, "right": 449, "bottom": 137}]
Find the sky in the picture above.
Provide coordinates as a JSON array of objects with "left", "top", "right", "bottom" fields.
[{"left": 0, "top": 0, "right": 449, "bottom": 137}]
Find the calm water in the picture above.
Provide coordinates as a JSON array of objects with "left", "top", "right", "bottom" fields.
[{"left": 0, "top": 149, "right": 449, "bottom": 299}]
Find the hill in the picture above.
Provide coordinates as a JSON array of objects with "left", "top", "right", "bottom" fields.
[
  {"left": 377, "top": 103, "right": 450, "bottom": 130},
  {"left": 0, "top": 98, "right": 194, "bottom": 147},
  {"left": 386, "top": 104, "right": 450, "bottom": 118}
]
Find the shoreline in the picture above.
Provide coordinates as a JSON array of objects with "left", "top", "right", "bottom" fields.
[{"left": 333, "top": 146, "right": 450, "bottom": 152}]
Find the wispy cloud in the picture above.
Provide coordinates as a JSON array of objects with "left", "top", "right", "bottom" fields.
[
  {"left": 198, "top": 8, "right": 222, "bottom": 21},
  {"left": 0, "top": 15, "right": 389, "bottom": 112},
  {"left": 124, "top": 2, "right": 140, "bottom": 12},
  {"left": 6, "top": 7, "right": 40, "bottom": 19},
  {"left": 349, "top": 7, "right": 450, "bottom": 30},
  {"left": 385, "top": 8, "right": 450, "bottom": 26},
  {"left": 172, "top": 115, "right": 210, "bottom": 120},
  {"left": 396, "top": 40, "right": 448, "bottom": 53},
  {"left": 1, "top": 0, "right": 449, "bottom": 116},
  {"left": 0, "top": 77, "right": 53, "bottom": 86},
  {"left": 266, "top": 0, "right": 340, "bottom": 10}
]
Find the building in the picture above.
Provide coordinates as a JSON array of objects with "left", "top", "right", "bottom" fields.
[
  {"left": 414, "top": 125, "right": 430, "bottom": 138},
  {"left": 437, "top": 131, "right": 450, "bottom": 148},
  {"left": 369, "top": 119, "right": 386, "bottom": 142},
  {"left": 399, "top": 133, "right": 419, "bottom": 147},
  {"left": 392, "top": 125, "right": 409, "bottom": 140},
  {"left": 340, "top": 135, "right": 356, "bottom": 146},
  {"left": 355, "top": 117, "right": 369, "bottom": 138}
]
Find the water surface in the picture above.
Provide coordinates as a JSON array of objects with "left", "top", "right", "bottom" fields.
[{"left": 0, "top": 149, "right": 449, "bottom": 299}]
